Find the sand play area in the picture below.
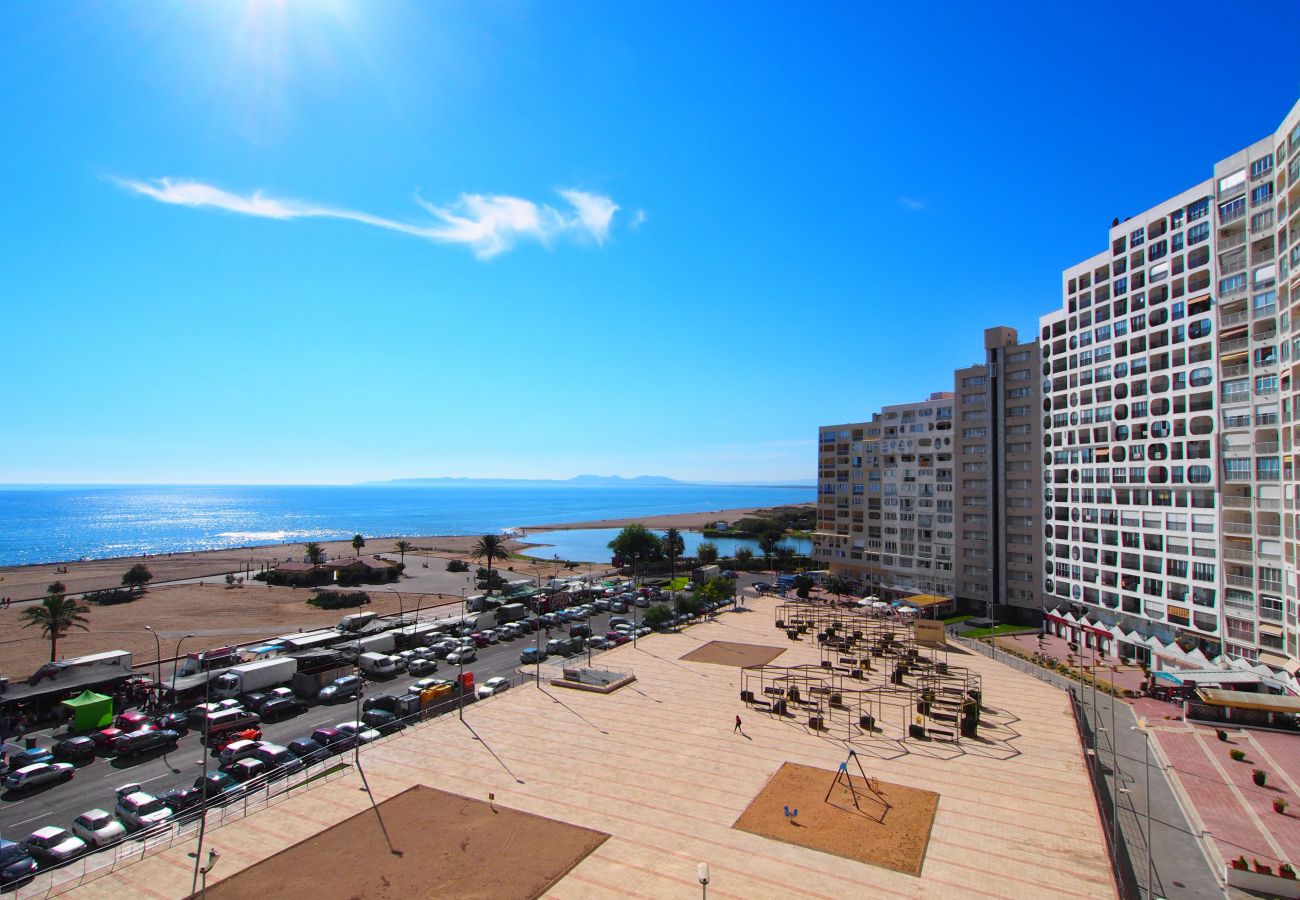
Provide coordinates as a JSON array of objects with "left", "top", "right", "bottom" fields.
[
  {"left": 679, "top": 640, "right": 787, "bottom": 668},
  {"left": 206, "top": 784, "right": 609, "bottom": 900},
  {"left": 733, "top": 761, "right": 939, "bottom": 876}
]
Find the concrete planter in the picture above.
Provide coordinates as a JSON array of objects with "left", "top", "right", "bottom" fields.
[{"left": 1227, "top": 865, "right": 1300, "bottom": 898}]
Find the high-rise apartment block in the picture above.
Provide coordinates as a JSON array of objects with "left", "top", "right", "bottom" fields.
[
  {"left": 816, "top": 97, "right": 1300, "bottom": 686},
  {"left": 953, "top": 328, "right": 1044, "bottom": 624},
  {"left": 1039, "top": 98, "right": 1300, "bottom": 681},
  {"left": 814, "top": 394, "right": 956, "bottom": 599}
]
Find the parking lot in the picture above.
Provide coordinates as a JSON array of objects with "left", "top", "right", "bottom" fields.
[{"left": 0, "top": 586, "right": 745, "bottom": 884}]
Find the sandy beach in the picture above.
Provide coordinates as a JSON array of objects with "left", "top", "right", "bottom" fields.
[{"left": 0, "top": 504, "right": 804, "bottom": 676}]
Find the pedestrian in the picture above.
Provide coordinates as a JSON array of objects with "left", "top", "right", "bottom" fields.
[{"left": 734, "top": 714, "right": 743, "bottom": 734}]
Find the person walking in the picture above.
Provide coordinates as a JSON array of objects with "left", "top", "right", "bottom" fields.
[{"left": 734, "top": 714, "right": 743, "bottom": 734}]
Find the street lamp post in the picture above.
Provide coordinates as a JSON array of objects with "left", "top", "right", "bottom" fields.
[
  {"left": 385, "top": 588, "right": 406, "bottom": 625},
  {"left": 144, "top": 626, "right": 162, "bottom": 702},
  {"left": 170, "top": 634, "right": 196, "bottom": 702}
]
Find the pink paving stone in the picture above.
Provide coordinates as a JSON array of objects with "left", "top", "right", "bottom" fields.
[
  {"left": 1236, "top": 731, "right": 1300, "bottom": 864},
  {"left": 1153, "top": 728, "right": 1278, "bottom": 866}
]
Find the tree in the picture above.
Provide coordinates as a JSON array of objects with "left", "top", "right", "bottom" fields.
[
  {"left": 735, "top": 546, "right": 754, "bottom": 566},
  {"left": 696, "top": 541, "right": 719, "bottom": 564},
  {"left": 697, "top": 577, "right": 736, "bottom": 607},
  {"left": 824, "top": 575, "right": 856, "bottom": 601},
  {"left": 46, "top": 581, "right": 66, "bottom": 598},
  {"left": 674, "top": 593, "right": 704, "bottom": 618},
  {"left": 351, "top": 533, "right": 366, "bottom": 556},
  {"left": 121, "top": 563, "right": 153, "bottom": 594},
  {"left": 607, "top": 525, "right": 661, "bottom": 570},
  {"left": 303, "top": 542, "right": 325, "bottom": 565},
  {"left": 663, "top": 528, "right": 685, "bottom": 581},
  {"left": 793, "top": 575, "right": 814, "bottom": 599},
  {"left": 394, "top": 540, "right": 412, "bottom": 566},
  {"left": 643, "top": 603, "right": 674, "bottom": 629},
  {"left": 758, "top": 531, "right": 783, "bottom": 568},
  {"left": 472, "top": 534, "right": 511, "bottom": 596},
  {"left": 22, "top": 593, "right": 90, "bottom": 662}
]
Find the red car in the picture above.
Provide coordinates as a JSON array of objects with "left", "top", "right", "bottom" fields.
[
  {"left": 210, "top": 727, "right": 261, "bottom": 753},
  {"left": 114, "top": 711, "right": 151, "bottom": 731}
]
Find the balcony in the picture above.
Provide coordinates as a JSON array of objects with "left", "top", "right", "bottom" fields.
[
  {"left": 1221, "top": 231, "right": 1248, "bottom": 250},
  {"left": 1219, "top": 337, "right": 1249, "bottom": 354},
  {"left": 1224, "top": 471, "right": 1253, "bottom": 481},
  {"left": 1223, "top": 548, "right": 1255, "bottom": 562},
  {"left": 1254, "top": 302, "right": 1278, "bottom": 319},
  {"left": 1221, "top": 311, "right": 1250, "bottom": 327},
  {"left": 1220, "top": 363, "right": 1249, "bottom": 379},
  {"left": 1256, "top": 442, "right": 1281, "bottom": 453},
  {"left": 1222, "top": 387, "right": 1252, "bottom": 403},
  {"left": 1226, "top": 574, "right": 1256, "bottom": 588},
  {"left": 1256, "top": 498, "right": 1281, "bottom": 509},
  {"left": 1257, "top": 524, "right": 1282, "bottom": 536},
  {"left": 1222, "top": 521, "right": 1254, "bottom": 534},
  {"left": 1221, "top": 495, "right": 1252, "bottom": 508}
]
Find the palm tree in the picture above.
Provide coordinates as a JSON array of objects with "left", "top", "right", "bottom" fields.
[
  {"left": 472, "top": 534, "right": 510, "bottom": 596},
  {"left": 352, "top": 533, "right": 366, "bottom": 556},
  {"left": 394, "top": 540, "right": 412, "bottom": 566},
  {"left": 22, "top": 593, "right": 90, "bottom": 662},
  {"left": 663, "top": 528, "right": 685, "bottom": 582},
  {"left": 303, "top": 542, "right": 324, "bottom": 564}
]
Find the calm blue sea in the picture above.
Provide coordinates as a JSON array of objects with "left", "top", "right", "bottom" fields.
[{"left": 0, "top": 485, "right": 815, "bottom": 567}]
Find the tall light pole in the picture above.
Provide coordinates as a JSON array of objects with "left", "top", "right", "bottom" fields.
[
  {"left": 144, "top": 626, "right": 162, "bottom": 704},
  {"left": 170, "top": 633, "right": 196, "bottom": 703},
  {"left": 385, "top": 588, "right": 406, "bottom": 625}
]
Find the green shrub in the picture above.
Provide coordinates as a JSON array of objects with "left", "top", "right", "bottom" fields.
[
  {"left": 446, "top": 559, "right": 470, "bottom": 573},
  {"left": 83, "top": 588, "right": 138, "bottom": 605},
  {"left": 307, "top": 590, "right": 371, "bottom": 610},
  {"left": 1230, "top": 749, "right": 1246, "bottom": 762}
]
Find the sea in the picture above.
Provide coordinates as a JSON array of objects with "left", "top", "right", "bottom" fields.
[{"left": 0, "top": 484, "right": 815, "bottom": 568}]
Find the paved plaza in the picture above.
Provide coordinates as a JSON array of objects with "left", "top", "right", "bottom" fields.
[{"left": 65, "top": 596, "right": 1115, "bottom": 899}]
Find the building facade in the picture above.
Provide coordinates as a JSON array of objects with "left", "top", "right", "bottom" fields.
[
  {"left": 1040, "top": 98, "right": 1300, "bottom": 684},
  {"left": 953, "top": 327, "right": 1044, "bottom": 624}
]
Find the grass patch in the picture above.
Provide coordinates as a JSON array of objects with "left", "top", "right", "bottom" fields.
[
  {"left": 964, "top": 624, "right": 1034, "bottom": 638},
  {"left": 942, "top": 614, "right": 974, "bottom": 625},
  {"left": 666, "top": 576, "right": 689, "bottom": 590}
]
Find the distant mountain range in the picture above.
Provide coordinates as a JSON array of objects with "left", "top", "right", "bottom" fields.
[{"left": 365, "top": 475, "right": 815, "bottom": 488}]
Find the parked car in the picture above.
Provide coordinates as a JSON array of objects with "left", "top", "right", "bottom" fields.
[
  {"left": 569, "top": 623, "right": 591, "bottom": 639},
  {"left": 4, "top": 747, "right": 53, "bottom": 770},
  {"left": 211, "top": 727, "right": 262, "bottom": 753},
  {"left": 586, "top": 636, "right": 608, "bottom": 650},
  {"left": 114, "top": 791, "right": 173, "bottom": 832},
  {"left": 225, "top": 758, "right": 267, "bottom": 783},
  {"left": 52, "top": 736, "right": 97, "bottom": 763},
  {"left": 0, "top": 838, "right": 38, "bottom": 887},
  {"left": 151, "top": 711, "right": 190, "bottom": 734},
  {"left": 240, "top": 691, "right": 271, "bottom": 712},
  {"left": 71, "top": 809, "right": 127, "bottom": 849},
  {"left": 260, "top": 695, "right": 306, "bottom": 721},
  {"left": 633, "top": 595, "right": 650, "bottom": 608},
  {"left": 202, "top": 708, "right": 261, "bottom": 740},
  {"left": 157, "top": 786, "right": 205, "bottom": 814},
  {"left": 187, "top": 700, "right": 242, "bottom": 726},
  {"left": 3, "top": 762, "right": 74, "bottom": 793},
  {"left": 218, "top": 739, "right": 264, "bottom": 768},
  {"left": 116, "top": 728, "right": 180, "bottom": 759},
  {"left": 335, "top": 722, "right": 381, "bottom": 745},
  {"left": 286, "top": 738, "right": 330, "bottom": 766},
  {"left": 252, "top": 742, "right": 304, "bottom": 774},
  {"left": 309, "top": 727, "right": 350, "bottom": 754},
  {"left": 90, "top": 727, "right": 128, "bottom": 752},
  {"left": 609, "top": 601, "right": 628, "bottom": 614},
  {"left": 446, "top": 648, "right": 476, "bottom": 665},
  {"left": 407, "top": 657, "right": 437, "bottom": 676},
  {"left": 193, "top": 771, "right": 242, "bottom": 802},
  {"left": 476, "top": 677, "right": 511, "bottom": 698},
  {"left": 21, "top": 827, "right": 86, "bottom": 866},
  {"left": 318, "top": 675, "right": 364, "bottom": 704},
  {"left": 753, "top": 581, "right": 772, "bottom": 592},
  {"left": 114, "top": 711, "right": 151, "bottom": 732},
  {"left": 520, "top": 647, "right": 547, "bottom": 664},
  {"left": 360, "top": 709, "right": 405, "bottom": 735}
]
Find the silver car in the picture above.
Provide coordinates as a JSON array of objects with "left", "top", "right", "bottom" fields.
[
  {"left": 115, "top": 791, "right": 173, "bottom": 832},
  {"left": 22, "top": 827, "right": 86, "bottom": 865},
  {"left": 2, "top": 762, "right": 74, "bottom": 792},
  {"left": 71, "top": 809, "right": 127, "bottom": 848}
]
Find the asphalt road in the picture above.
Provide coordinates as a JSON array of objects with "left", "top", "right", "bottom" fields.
[{"left": 0, "top": 603, "right": 673, "bottom": 842}]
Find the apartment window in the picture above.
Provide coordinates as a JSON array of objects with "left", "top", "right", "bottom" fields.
[
  {"left": 1007, "top": 350, "right": 1030, "bottom": 363},
  {"left": 962, "top": 375, "right": 986, "bottom": 387},
  {"left": 1187, "top": 222, "right": 1210, "bottom": 245},
  {"left": 1007, "top": 387, "right": 1032, "bottom": 398},
  {"left": 1251, "top": 154, "right": 1274, "bottom": 178},
  {"left": 1130, "top": 227, "right": 1145, "bottom": 247},
  {"left": 1251, "top": 184, "right": 1274, "bottom": 207},
  {"left": 1219, "top": 196, "right": 1245, "bottom": 222},
  {"left": 962, "top": 428, "right": 987, "bottom": 438},
  {"left": 1187, "top": 198, "right": 1209, "bottom": 222}
]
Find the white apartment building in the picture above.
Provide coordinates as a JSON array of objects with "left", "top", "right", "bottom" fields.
[
  {"left": 1041, "top": 97, "right": 1300, "bottom": 686},
  {"left": 814, "top": 393, "right": 955, "bottom": 600}
]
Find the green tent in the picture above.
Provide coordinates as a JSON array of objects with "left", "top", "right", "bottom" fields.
[{"left": 61, "top": 690, "right": 113, "bottom": 732}]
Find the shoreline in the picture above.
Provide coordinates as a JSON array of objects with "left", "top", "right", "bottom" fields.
[{"left": 0, "top": 503, "right": 811, "bottom": 602}]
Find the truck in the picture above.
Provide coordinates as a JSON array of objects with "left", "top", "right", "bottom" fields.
[
  {"left": 495, "top": 603, "right": 528, "bottom": 624},
  {"left": 15, "top": 651, "right": 133, "bottom": 694},
  {"left": 357, "top": 652, "right": 399, "bottom": 678},
  {"left": 176, "top": 646, "right": 239, "bottom": 678},
  {"left": 338, "top": 632, "right": 396, "bottom": 660},
  {"left": 212, "top": 658, "right": 298, "bottom": 699},
  {"left": 337, "top": 612, "right": 378, "bottom": 633},
  {"left": 291, "top": 652, "right": 352, "bottom": 698},
  {"left": 692, "top": 564, "right": 722, "bottom": 586},
  {"left": 462, "top": 611, "right": 497, "bottom": 632}
]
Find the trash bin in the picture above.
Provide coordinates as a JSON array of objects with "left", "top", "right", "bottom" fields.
[
  {"left": 809, "top": 715, "right": 823, "bottom": 730},
  {"left": 740, "top": 690, "right": 754, "bottom": 703},
  {"left": 859, "top": 714, "right": 874, "bottom": 731}
]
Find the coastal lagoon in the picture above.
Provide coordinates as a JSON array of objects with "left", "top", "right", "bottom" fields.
[
  {"left": 0, "top": 484, "right": 814, "bottom": 567},
  {"left": 519, "top": 527, "right": 813, "bottom": 563}
]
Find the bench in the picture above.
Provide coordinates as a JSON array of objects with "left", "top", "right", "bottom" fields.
[
  {"left": 562, "top": 668, "right": 582, "bottom": 681},
  {"left": 928, "top": 727, "right": 957, "bottom": 742}
]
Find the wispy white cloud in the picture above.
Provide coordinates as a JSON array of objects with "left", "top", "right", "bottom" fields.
[
  {"left": 114, "top": 177, "right": 626, "bottom": 259},
  {"left": 630, "top": 208, "right": 648, "bottom": 228},
  {"left": 898, "top": 196, "right": 927, "bottom": 212}
]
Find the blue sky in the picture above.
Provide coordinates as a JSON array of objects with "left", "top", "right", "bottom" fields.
[{"left": 3, "top": 2, "right": 1299, "bottom": 484}]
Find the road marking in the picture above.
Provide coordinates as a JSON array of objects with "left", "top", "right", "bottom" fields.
[{"left": 11, "top": 811, "right": 54, "bottom": 826}]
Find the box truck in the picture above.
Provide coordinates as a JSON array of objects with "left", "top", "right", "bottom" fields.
[{"left": 212, "top": 658, "right": 298, "bottom": 699}]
